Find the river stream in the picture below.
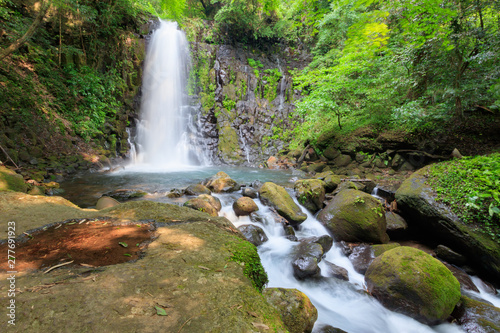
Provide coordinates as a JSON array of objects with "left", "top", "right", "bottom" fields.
[{"left": 58, "top": 166, "right": 497, "bottom": 333}]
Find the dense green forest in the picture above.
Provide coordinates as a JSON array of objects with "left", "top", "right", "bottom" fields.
[
  {"left": 1, "top": 0, "right": 499, "bottom": 163},
  {"left": 150, "top": 0, "right": 500, "bottom": 147}
]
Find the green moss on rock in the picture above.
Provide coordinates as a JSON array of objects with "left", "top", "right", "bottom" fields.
[
  {"left": 0, "top": 166, "right": 27, "bottom": 192},
  {"left": 395, "top": 166, "right": 500, "bottom": 281},
  {"left": 317, "top": 189, "right": 389, "bottom": 243},
  {"left": 294, "top": 179, "right": 326, "bottom": 213},
  {"left": 259, "top": 182, "right": 307, "bottom": 226},
  {"left": 372, "top": 243, "right": 400, "bottom": 257},
  {"left": 218, "top": 126, "right": 243, "bottom": 163},
  {"left": 365, "top": 246, "right": 461, "bottom": 324},
  {"left": 226, "top": 236, "right": 268, "bottom": 292},
  {"left": 263, "top": 288, "right": 318, "bottom": 333}
]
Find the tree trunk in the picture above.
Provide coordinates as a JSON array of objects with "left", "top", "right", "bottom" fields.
[{"left": 0, "top": 0, "right": 51, "bottom": 60}]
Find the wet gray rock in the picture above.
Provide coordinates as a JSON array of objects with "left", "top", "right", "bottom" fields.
[
  {"left": 283, "top": 225, "right": 298, "bottom": 241},
  {"left": 349, "top": 244, "right": 375, "bottom": 274},
  {"left": 105, "top": 189, "right": 148, "bottom": 202},
  {"left": 238, "top": 224, "right": 268, "bottom": 246},
  {"left": 292, "top": 242, "right": 324, "bottom": 280},
  {"left": 292, "top": 256, "right": 321, "bottom": 280},
  {"left": 436, "top": 245, "right": 467, "bottom": 266},
  {"left": 385, "top": 211, "right": 408, "bottom": 238},
  {"left": 185, "top": 184, "right": 211, "bottom": 196},
  {"left": 323, "top": 261, "right": 349, "bottom": 281},
  {"left": 242, "top": 187, "right": 258, "bottom": 198}
]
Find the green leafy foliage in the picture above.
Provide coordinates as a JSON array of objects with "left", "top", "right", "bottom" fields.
[
  {"left": 427, "top": 154, "right": 500, "bottom": 243},
  {"left": 287, "top": 0, "right": 500, "bottom": 146}
]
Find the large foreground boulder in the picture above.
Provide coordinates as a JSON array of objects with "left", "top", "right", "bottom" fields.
[
  {"left": 263, "top": 288, "right": 318, "bottom": 333},
  {"left": 0, "top": 165, "right": 27, "bottom": 192},
  {"left": 0, "top": 194, "right": 288, "bottom": 332},
  {"left": 317, "top": 189, "right": 389, "bottom": 243},
  {"left": 395, "top": 167, "right": 500, "bottom": 280},
  {"left": 202, "top": 171, "right": 240, "bottom": 193},
  {"left": 365, "top": 246, "right": 461, "bottom": 325},
  {"left": 294, "top": 179, "right": 326, "bottom": 213},
  {"left": 259, "top": 182, "right": 307, "bottom": 226}
]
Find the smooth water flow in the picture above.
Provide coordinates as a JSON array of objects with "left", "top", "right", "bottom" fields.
[
  {"left": 218, "top": 194, "right": 466, "bottom": 333},
  {"left": 135, "top": 20, "right": 193, "bottom": 168}
]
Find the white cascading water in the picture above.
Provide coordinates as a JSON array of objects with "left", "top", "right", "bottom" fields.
[
  {"left": 216, "top": 194, "right": 466, "bottom": 333},
  {"left": 135, "top": 20, "right": 193, "bottom": 168}
]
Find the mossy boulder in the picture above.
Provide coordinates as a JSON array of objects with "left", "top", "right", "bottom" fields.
[
  {"left": 0, "top": 166, "right": 27, "bottom": 192},
  {"left": 263, "top": 288, "right": 318, "bottom": 333},
  {"left": 294, "top": 179, "right": 326, "bottom": 213},
  {"left": 317, "top": 189, "right": 389, "bottom": 244},
  {"left": 365, "top": 246, "right": 461, "bottom": 324},
  {"left": 333, "top": 154, "right": 352, "bottom": 167},
  {"left": 202, "top": 171, "right": 240, "bottom": 193},
  {"left": 198, "top": 194, "right": 222, "bottom": 212},
  {"left": 233, "top": 197, "right": 259, "bottom": 216},
  {"left": 185, "top": 183, "right": 211, "bottom": 196},
  {"left": 453, "top": 295, "right": 500, "bottom": 332},
  {"left": 183, "top": 198, "right": 219, "bottom": 217},
  {"left": 395, "top": 167, "right": 500, "bottom": 281},
  {"left": 259, "top": 182, "right": 307, "bottom": 226},
  {"left": 371, "top": 243, "right": 401, "bottom": 257}
]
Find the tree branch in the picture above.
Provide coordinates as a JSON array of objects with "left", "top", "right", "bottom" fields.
[{"left": 0, "top": 0, "right": 52, "bottom": 60}]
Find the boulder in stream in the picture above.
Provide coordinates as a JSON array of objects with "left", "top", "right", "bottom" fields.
[
  {"left": 349, "top": 244, "right": 375, "bottom": 274},
  {"left": 365, "top": 246, "right": 461, "bottom": 325},
  {"left": 198, "top": 194, "right": 222, "bottom": 212},
  {"left": 242, "top": 186, "right": 258, "bottom": 198},
  {"left": 395, "top": 167, "right": 500, "bottom": 281},
  {"left": 292, "top": 242, "right": 324, "bottom": 280},
  {"left": 104, "top": 189, "right": 148, "bottom": 202},
  {"left": 323, "top": 261, "right": 349, "bottom": 281},
  {"left": 233, "top": 197, "right": 259, "bottom": 216},
  {"left": 183, "top": 197, "right": 219, "bottom": 217},
  {"left": 202, "top": 171, "right": 240, "bottom": 193},
  {"left": 452, "top": 295, "right": 500, "bottom": 332},
  {"left": 317, "top": 189, "right": 389, "bottom": 244},
  {"left": 238, "top": 224, "right": 268, "bottom": 246},
  {"left": 263, "top": 288, "right": 318, "bottom": 333},
  {"left": 259, "top": 182, "right": 307, "bottom": 226},
  {"left": 185, "top": 183, "right": 211, "bottom": 196},
  {"left": 294, "top": 179, "right": 326, "bottom": 213}
]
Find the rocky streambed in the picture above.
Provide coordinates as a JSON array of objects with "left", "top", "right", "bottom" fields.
[{"left": 1, "top": 166, "right": 499, "bottom": 332}]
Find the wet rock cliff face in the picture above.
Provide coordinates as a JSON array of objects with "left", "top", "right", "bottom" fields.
[{"left": 189, "top": 42, "right": 309, "bottom": 166}]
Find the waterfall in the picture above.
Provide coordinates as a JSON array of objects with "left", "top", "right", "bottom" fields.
[{"left": 134, "top": 20, "right": 194, "bottom": 168}]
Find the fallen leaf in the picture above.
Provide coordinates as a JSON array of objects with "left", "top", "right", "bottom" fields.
[
  {"left": 124, "top": 253, "right": 132, "bottom": 257},
  {"left": 252, "top": 322, "right": 269, "bottom": 330},
  {"left": 198, "top": 266, "right": 210, "bottom": 270},
  {"left": 119, "top": 242, "right": 128, "bottom": 248},
  {"left": 155, "top": 306, "right": 167, "bottom": 316}
]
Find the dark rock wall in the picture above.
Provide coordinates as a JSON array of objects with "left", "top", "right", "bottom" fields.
[{"left": 189, "top": 42, "right": 309, "bottom": 166}]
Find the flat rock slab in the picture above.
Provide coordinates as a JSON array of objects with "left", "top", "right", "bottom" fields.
[{"left": 0, "top": 193, "right": 287, "bottom": 332}]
